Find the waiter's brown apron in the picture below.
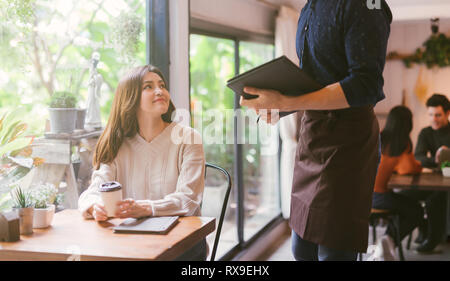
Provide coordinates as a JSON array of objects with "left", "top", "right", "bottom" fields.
[{"left": 289, "top": 106, "right": 379, "bottom": 253}]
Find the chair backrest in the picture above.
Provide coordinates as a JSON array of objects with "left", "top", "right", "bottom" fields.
[{"left": 202, "top": 163, "right": 232, "bottom": 261}]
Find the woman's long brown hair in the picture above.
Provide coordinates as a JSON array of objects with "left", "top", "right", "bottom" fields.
[{"left": 92, "top": 65, "right": 176, "bottom": 170}]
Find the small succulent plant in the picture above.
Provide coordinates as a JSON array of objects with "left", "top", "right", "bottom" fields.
[{"left": 12, "top": 186, "right": 33, "bottom": 208}]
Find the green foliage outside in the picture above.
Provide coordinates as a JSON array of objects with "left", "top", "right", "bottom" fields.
[
  {"left": 190, "top": 35, "right": 236, "bottom": 180},
  {"left": 189, "top": 34, "right": 274, "bottom": 187},
  {"left": 0, "top": 0, "right": 145, "bottom": 209},
  {"left": 239, "top": 41, "right": 275, "bottom": 190},
  {"left": 0, "top": 0, "right": 146, "bottom": 136}
]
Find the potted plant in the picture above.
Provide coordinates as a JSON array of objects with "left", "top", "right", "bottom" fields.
[
  {"left": 11, "top": 186, "right": 34, "bottom": 235},
  {"left": 29, "top": 183, "right": 58, "bottom": 228},
  {"left": 48, "top": 91, "right": 78, "bottom": 134},
  {"left": 441, "top": 161, "right": 450, "bottom": 177},
  {"left": 0, "top": 110, "right": 44, "bottom": 212},
  {"left": 110, "top": 11, "right": 143, "bottom": 63}
]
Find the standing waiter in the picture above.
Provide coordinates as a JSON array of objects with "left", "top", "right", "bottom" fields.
[{"left": 240, "top": 0, "right": 392, "bottom": 260}]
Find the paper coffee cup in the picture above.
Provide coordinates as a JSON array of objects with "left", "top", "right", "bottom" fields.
[{"left": 99, "top": 181, "right": 123, "bottom": 217}]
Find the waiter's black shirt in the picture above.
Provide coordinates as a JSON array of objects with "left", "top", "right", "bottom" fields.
[
  {"left": 296, "top": 0, "right": 392, "bottom": 107},
  {"left": 415, "top": 123, "right": 450, "bottom": 168}
]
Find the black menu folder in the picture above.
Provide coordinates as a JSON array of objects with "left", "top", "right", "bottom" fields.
[
  {"left": 113, "top": 216, "right": 179, "bottom": 234},
  {"left": 226, "top": 56, "right": 323, "bottom": 116}
]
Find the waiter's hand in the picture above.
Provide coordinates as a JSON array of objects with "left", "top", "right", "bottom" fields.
[{"left": 240, "top": 87, "right": 286, "bottom": 124}]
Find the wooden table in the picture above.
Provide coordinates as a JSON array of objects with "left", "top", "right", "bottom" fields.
[
  {"left": 388, "top": 171, "right": 450, "bottom": 238},
  {"left": 388, "top": 172, "right": 450, "bottom": 191},
  {"left": 0, "top": 210, "right": 215, "bottom": 261}
]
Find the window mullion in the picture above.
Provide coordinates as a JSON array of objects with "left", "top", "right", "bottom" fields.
[
  {"left": 146, "top": 0, "right": 170, "bottom": 87},
  {"left": 234, "top": 39, "right": 245, "bottom": 245}
]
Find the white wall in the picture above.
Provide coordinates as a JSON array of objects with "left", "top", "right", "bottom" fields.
[
  {"left": 386, "top": 0, "right": 450, "bottom": 21},
  {"left": 169, "top": 0, "right": 190, "bottom": 126},
  {"left": 190, "top": 0, "right": 276, "bottom": 36},
  {"left": 377, "top": 19, "right": 450, "bottom": 148}
]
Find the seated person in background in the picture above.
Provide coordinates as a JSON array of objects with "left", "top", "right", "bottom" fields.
[
  {"left": 369, "top": 106, "right": 424, "bottom": 261},
  {"left": 401, "top": 93, "right": 450, "bottom": 252},
  {"left": 415, "top": 94, "right": 450, "bottom": 168},
  {"left": 78, "top": 65, "right": 206, "bottom": 260}
]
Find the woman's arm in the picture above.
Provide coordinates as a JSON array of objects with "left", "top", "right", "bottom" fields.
[
  {"left": 396, "top": 152, "right": 423, "bottom": 175},
  {"left": 78, "top": 161, "right": 117, "bottom": 219},
  {"left": 374, "top": 154, "right": 400, "bottom": 193},
  {"left": 149, "top": 130, "right": 205, "bottom": 217}
]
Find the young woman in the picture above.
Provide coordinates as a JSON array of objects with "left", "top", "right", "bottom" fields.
[
  {"left": 368, "top": 105, "right": 424, "bottom": 260},
  {"left": 78, "top": 65, "right": 206, "bottom": 260}
]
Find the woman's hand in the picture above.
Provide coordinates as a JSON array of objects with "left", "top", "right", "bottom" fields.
[
  {"left": 115, "top": 198, "right": 152, "bottom": 219},
  {"left": 89, "top": 204, "right": 108, "bottom": 222}
]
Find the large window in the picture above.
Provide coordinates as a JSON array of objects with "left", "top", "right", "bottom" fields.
[
  {"left": 239, "top": 41, "right": 280, "bottom": 241},
  {"left": 190, "top": 32, "right": 280, "bottom": 259},
  {"left": 0, "top": 0, "right": 146, "bottom": 135},
  {"left": 189, "top": 34, "right": 237, "bottom": 257},
  {"left": 0, "top": 0, "right": 145, "bottom": 209}
]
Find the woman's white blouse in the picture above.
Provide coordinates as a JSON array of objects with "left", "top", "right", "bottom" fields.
[{"left": 78, "top": 122, "right": 205, "bottom": 218}]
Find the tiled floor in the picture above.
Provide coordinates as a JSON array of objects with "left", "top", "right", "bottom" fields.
[{"left": 264, "top": 226, "right": 450, "bottom": 261}]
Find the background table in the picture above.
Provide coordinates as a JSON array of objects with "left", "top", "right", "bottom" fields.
[
  {"left": 0, "top": 210, "right": 215, "bottom": 261},
  {"left": 388, "top": 172, "right": 450, "bottom": 191},
  {"left": 388, "top": 171, "right": 450, "bottom": 238}
]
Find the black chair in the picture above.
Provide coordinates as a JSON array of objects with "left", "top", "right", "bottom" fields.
[
  {"left": 406, "top": 200, "right": 427, "bottom": 250},
  {"left": 203, "top": 163, "right": 232, "bottom": 261},
  {"left": 368, "top": 208, "right": 405, "bottom": 261}
]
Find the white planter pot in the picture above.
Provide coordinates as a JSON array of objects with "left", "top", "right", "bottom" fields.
[
  {"left": 48, "top": 108, "right": 77, "bottom": 133},
  {"left": 443, "top": 167, "right": 450, "bottom": 177},
  {"left": 33, "top": 204, "right": 55, "bottom": 229},
  {"left": 76, "top": 108, "right": 86, "bottom": 130}
]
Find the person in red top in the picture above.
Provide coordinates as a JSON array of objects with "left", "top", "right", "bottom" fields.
[{"left": 368, "top": 106, "right": 424, "bottom": 260}]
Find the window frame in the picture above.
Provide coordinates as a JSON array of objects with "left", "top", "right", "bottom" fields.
[
  {"left": 146, "top": 0, "right": 170, "bottom": 86},
  {"left": 188, "top": 27, "right": 282, "bottom": 260}
]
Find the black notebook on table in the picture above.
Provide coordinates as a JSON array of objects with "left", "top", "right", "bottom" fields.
[
  {"left": 226, "top": 55, "right": 323, "bottom": 117},
  {"left": 113, "top": 216, "right": 179, "bottom": 234}
]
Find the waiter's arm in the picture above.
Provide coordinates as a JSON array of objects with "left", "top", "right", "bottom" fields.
[{"left": 242, "top": 82, "right": 349, "bottom": 111}]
